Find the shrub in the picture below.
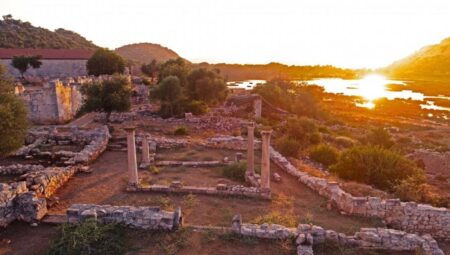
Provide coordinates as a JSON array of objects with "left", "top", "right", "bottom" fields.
[
  {"left": 330, "top": 146, "right": 423, "bottom": 191},
  {"left": 334, "top": 136, "right": 357, "bottom": 148},
  {"left": 222, "top": 161, "right": 247, "bottom": 182},
  {"left": 46, "top": 220, "right": 127, "bottom": 255},
  {"left": 394, "top": 176, "right": 449, "bottom": 207},
  {"left": 365, "top": 127, "right": 394, "bottom": 149},
  {"left": 275, "top": 136, "right": 301, "bottom": 158},
  {"left": 173, "top": 126, "right": 189, "bottom": 136},
  {"left": 309, "top": 144, "right": 339, "bottom": 167},
  {"left": 148, "top": 165, "right": 160, "bottom": 174},
  {"left": 183, "top": 100, "right": 209, "bottom": 115}
]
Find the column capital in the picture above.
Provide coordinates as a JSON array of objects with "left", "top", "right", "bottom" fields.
[{"left": 260, "top": 130, "right": 272, "bottom": 136}]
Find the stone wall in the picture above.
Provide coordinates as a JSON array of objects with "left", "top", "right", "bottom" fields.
[
  {"left": 21, "top": 166, "right": 79, "bottom": 198},
  {"left": 16, "top": 126, "right": 110, "bottom": 166},
  {"left": 129, "top": 182, "right": 271, "bottom": 200},
  {"left": 0, "top": 164, "right": 44, "bottom": 175},
  {"left": 231, "top": 216, "right": 444, "bottom": 255},
  {"left": 66, "top": 204, "right": 182, "bottom": 231},
  {"left": 18, "top": 80, "right": 83, "bottom": 124},
  {"left": 270, "top": 146, "right": 450, "bottom": 240},
  {"left": 1, "top": 59, "right": 88, "bottom": 78},
  {"left": 0, "top": 182, "right": 47, "bottom": 227},
  {"left": 205, "top": 136, "right": 261, "bottom": 151}
]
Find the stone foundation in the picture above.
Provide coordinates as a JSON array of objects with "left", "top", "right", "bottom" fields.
[
  {"left": 128, "top": 183, "right": 271, "bottom": 200},
  {"left": 0, "top": 164, "right": 44, "bottom": 175},
  {"left": 67, "top": 204, "right": 182, "bottom": 230}
]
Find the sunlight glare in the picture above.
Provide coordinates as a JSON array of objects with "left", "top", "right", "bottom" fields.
[{"left": 358, "top": 74, "right": 388, "bottom": 101}]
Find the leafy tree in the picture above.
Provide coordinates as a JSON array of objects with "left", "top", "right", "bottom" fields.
[
  {"left": 186, "top": 68, "right": 228, "bottom": 105},
  {"left": 151, "top": 76, "right": 182, "bottom": 117},
  {"left": 11, "top": 55, "right": 42, "bottom": 78},
  {"left": 80, "top": 75, "right": 132, "bottom": 122},
  {"left": 86, "top": 48, "right": 125, "bottom": 76},
  {"left": 0, "top": 65, "right": 27, "bottom": 156},
  {"left": 141, "top": 59, "right": 159, "bottom": 79},
  {"left": 158, "top": 58, "right": 190, "bottom": 87}
]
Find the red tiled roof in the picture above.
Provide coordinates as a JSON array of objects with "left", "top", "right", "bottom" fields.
[{"left": 0, "top": 48, "right": 94, "bottom": 60}]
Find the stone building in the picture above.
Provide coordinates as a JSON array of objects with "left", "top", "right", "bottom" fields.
[{"left": 0, "top": 48, "right": 94, "bottom": 78}]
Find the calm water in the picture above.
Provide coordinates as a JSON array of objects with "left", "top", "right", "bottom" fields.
[{"left": 228, "top": 76, "right": 450, "bottom": 113}]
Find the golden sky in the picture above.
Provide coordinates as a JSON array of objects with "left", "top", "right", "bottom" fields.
[{"left": 2, "top": 0, "right": 450, "bottom": 68}]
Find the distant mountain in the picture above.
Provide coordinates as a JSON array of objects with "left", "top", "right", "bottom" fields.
[
  {"left": 115, "top": 43, "right": 180, "bottom": 65},
  {"left": 0, "top": 15, "right": 98, "bottom": 50},
  {"left": 386, "top": 37, "right": 450, "bottom": 80}
]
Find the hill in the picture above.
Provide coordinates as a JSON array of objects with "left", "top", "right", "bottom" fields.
[
  {"left": 386, "top": 37, "right": 450, "bottom": 81},
  {"left": 0, "top": 15, "right": 98, "bottom": 50},
  {"left": 194, "top": 62, "right": 357, "bottom": 81},
  {"left": 115, "top": 43, "right": 180, "bottom": 65}
]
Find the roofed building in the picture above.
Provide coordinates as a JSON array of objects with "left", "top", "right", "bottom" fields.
[{"left": 0, "top": 48, "right": 94, "bottom": 78}]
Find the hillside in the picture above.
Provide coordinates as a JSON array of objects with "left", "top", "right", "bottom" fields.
[
  {"left": 386, "top": 37, "right": 450, "bottom": 80},
  {"left": 115, "top": 43, "right": 180, "bottom": 65},
  {"left": 194, "top": 62, "right": 357, "bottom": 81},
  {"left": 0, "top": 15, "right": 98, "bottom": 50}
]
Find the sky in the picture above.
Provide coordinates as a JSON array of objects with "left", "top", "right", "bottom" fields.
[{"left": 2, "top": 0, "right": 450, "bottom": 68}]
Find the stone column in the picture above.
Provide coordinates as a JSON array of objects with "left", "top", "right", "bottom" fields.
[
  {"left": 141, "top": 134, "right": 150, "bottom": 167},
  {"left": 253, "top": 97, "right": 262, "bottom": 118},
  {"left": 260, "top": 130, "right": 272, "bottom": 191},
  {"left": 125, "top": 127, "right": 138, "bottom": 186},
  {"left": 246, "top": 122, "right": 255, "bottom": 175}
]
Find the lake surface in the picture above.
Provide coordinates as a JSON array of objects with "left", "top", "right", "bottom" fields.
[{"left": 228, "top": 76, "right": 450, "bottom": 113}]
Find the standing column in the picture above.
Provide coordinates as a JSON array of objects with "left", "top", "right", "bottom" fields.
[
  {"left": 125, "top": 127, "right": 139, "bottom": 186},
  {"left": 246, "top": 122, "right": 255, "bottom": 176},
  {"left": 260, "top": 130, "right": 272, "bottom": 191},
  {"left": 141, "top": 134, "right": 150, "bottom": 167}
]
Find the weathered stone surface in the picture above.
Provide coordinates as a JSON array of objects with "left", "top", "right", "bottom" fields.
[{"left": 67, "top": 204, "right": 182, "bottom": 230}]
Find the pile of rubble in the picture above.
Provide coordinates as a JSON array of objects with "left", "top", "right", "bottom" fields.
[{"left": 67, "top": 204, "right": 182, "bottom": 231}]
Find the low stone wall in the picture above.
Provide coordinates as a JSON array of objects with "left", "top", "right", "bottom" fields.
[
  {"left": 231, "top": 216, "right": 444, "bottom": 255},
  {"left": 21, "top": 166, "right": 80, "bottom": 198},
  {"left": 0, "top": 182, "right": 47, "bottom": 227},
  {"left": 155, "top": 160, "right": 224, "bottom": 167},
  {"left": 66, "top": 204, "right": 182, "bottom": 230},
  {"left": 94, "top": 112, "right": 137, "bottom": 123},
  {"left": 129, "top": 182, "right": 271, "bottom": 200},
  {"left": 296, "top": 224, "right": 444, "bottom": 255},
  {"left": 205, "top": 136, "right": 261, "bottom": 151},
  {"left": 270, "top": 147, "right": 450, "bottom": 240},
  {"left": 0, "top": 164, "right": 44, "bottom": 175},
  {"left": 15, "top": 126, "right": 110, "bottom": 166}
]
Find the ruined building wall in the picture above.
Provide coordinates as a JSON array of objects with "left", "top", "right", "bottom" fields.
[
  {"left": 0, "top": 59, "right": 88, "bottom": 78},
  {"left": 19, "top": 80, "right": 83, "bottom": 124}
]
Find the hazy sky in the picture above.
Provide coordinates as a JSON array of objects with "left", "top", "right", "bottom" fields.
[{"left": 2, "top": 0, "right": 450, "bottom": 68}]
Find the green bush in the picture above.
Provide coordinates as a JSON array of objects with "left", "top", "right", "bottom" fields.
[
  {"left": 365, "top": 127, "right": 394, "bottom": 149},
  {"left": 183, "top": 100, "right": 209, "bottom": 115},
  {"left": 309, "top": 144, "right": 339, "bottom": 167},
  {"left": 46, "top": 220, "right": 127, "bottom": 255},
  {"left": 222, "top": 161, "right": 247, "bottom": 182},
  {"left": 334, "top": 136, "right": 357, "bottom": 148},
  {"left": 394, "top": 175, "right": 449, "bottom": 207},
  {"left": 330, "top": 146, "right": 423, "bottom": 191},
  {"left": 275, "top": 136, "right": 301, "bottom": 158},
  {"left": 174, "top": 126, "right": 189, "bottom": 136}
]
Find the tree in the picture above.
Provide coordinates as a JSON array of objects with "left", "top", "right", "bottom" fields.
[
  {"left": 80, "top": 75, "right": 132, "bottom": 122},
  {"left": 365, "top": 127, "right": 394, "bottom": 149},
  {"left": 158, "top": 58, "right": 190, "bottom": 87},
  {"left": 86, "top": 48, "right": 125, "bottom": 76},
  {"left": 11, "top": 55, "right": 42, "bottom": 78},
  {"left": 186, "top": 68, "right": 228, "bottom": 105},
  {"left": 151, "top": 76, "right": 182, "bottom": 117},
  {"left": 0, "top": 65, "right": 27, "bottom": 156},
  {"left": 141, "top": 59, "right": 159, "bottom": 80}
]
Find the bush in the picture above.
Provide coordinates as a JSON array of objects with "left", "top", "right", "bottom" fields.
[
  {"left": 183, "top": 100, "right": 209, "bottom": 115},
  {"left": 365, "top": 127, "right": 394, "bottom": 149},
  {"left": 330, "top": 146, "right": 423, "bottom": 191},
  {"left": 174, "top": 126, "right": 189, "bottom": 136},
  {"left": 275, "top": 136, "right": 301, "bottom": 158},
  {"left": 148, "top": 165, "right": 160, "bottom": 174},
  {"left": 394, "top": 176, "right": 449, "bottom": 207},
  {"left": 222, "top": 161, "right": 247, "bottom": 182},
  {"left": 46, "top": 220, "right": 127, "bottom": 255},
  {"left": 309, "top": 144, "right": 339, "bottom": 167},
  {"left": 334, "top": 136, "right": 357, "bottom": 148}
]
